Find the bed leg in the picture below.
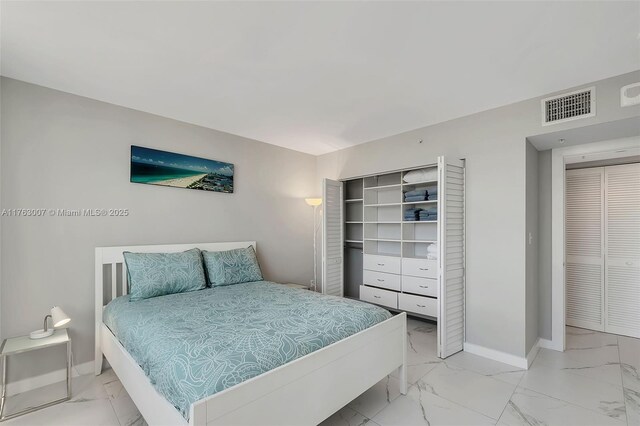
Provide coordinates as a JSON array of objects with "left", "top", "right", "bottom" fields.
[{"left": 399, "top": 313, "right": 408, "bottom": 395}]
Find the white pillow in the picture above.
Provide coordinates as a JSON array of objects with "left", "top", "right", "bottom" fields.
[{"left": 403, "top": 168, "right": 438, "bottom": 183}]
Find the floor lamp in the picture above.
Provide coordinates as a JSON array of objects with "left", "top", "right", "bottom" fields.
[{"left": 305, "top": 198, "right": 322, "bottom": 292}]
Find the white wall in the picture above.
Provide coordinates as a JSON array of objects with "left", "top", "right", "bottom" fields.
[
  {"left": 537, "top": 150, "right": 552, "bottom": 340},
  {"left": 0, "top": 77, "right": 317, "bottom": 383},
  {"left": 525, "top": 141, "right": 539, "bottom": 353},
  {"left": 316, "top": 70, "right": 640, "bottom": 359}
]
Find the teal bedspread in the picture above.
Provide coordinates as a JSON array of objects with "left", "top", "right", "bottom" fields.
[{"left": 103, "top": 281, "right": 391, "bottom": 419}]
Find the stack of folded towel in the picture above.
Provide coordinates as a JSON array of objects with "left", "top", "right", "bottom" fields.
[
  {"left": 404, "top": 185, "right": 438, "bottom": 202},
  {"left": 427, "top": 243, "right": 438, "bottom": 260},
  {"left": 418, "top": 207, "right": 437, "bottom": 221},
  {"left": 404, "top": 208, "right": 422, "bottom": 221}
]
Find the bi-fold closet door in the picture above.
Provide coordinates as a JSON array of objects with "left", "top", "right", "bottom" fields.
[{"left": 565, "top": 163, "right": 640, "bottom": 338}]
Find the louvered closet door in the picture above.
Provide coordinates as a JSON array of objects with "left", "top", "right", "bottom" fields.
[
  {"left": 438, "top": 157, "right": 465, "bottom": 358},
  {"left": 565, "top": 168, "right": 605, "bottom": 331},
  {"left": 323, "top": 178, "right": 344, "bottom": 296},
  {"left": 605, "top": 163, "right": 640, "bottom": 338}
]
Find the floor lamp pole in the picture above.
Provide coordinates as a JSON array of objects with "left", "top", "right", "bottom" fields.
[{"left": 313, "top": 204, "right": 318, "bottom": 292}]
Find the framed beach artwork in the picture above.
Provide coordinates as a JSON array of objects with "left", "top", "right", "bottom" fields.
[{"left": 130, "top": 146, "right": 234, "bottom": 193}]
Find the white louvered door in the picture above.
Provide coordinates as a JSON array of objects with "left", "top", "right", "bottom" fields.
[
  {"left": 322, "top": 178, "right": 344, "bottom": 296},
  {"left": 605, "top": 163, "right": 640, "bottom": 338},
  {"left": 438, "top": 156, "right": 465, "bottom": 358},
  {"left": 565, "top": 168, "right": 605, "bottom": 331}
]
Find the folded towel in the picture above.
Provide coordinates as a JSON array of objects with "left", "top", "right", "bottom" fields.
[
  {"left": 419, "top": 216, "right": 437, "bottom": 221},
  {"left": 427, "top": 194, "right": 438, "bottom": 201},
  {"left": 420, "top": 207, "right": 437, "bottom": 215},
  {"left": 405, "top": 189, "right": 428, "bottom": 197},
  {"left": 405, "top": 195, "right": 428, "bottom": 202}
]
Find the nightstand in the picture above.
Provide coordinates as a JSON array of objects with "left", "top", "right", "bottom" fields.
[
  {"left": 282, "top": 283, "right": 311, "bottom": 290},
  {"left": 0, "top": 329, "right": 71, "bottom": 422}
]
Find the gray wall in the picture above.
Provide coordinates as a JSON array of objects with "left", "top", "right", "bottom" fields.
[
  {"left": 525, "top": 141, "right": 539, "bottom": 353},
  {"left": 0, "top": 78, "right": 317, "bottom": 383},
  {"left": 317, "top": 70, "right": 640, "bottom": 358},
  {"left": 537, "top": 150, "right": 553, "bottom": 340}
]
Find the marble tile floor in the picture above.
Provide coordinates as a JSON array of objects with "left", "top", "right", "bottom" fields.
[{"left": 4, "top": 319, "right": 639, "bottom": 426}]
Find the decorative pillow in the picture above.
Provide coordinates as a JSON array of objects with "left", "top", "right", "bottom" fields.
[
  {"left": 202, "top": 246, "right": 263, "bottom": 287},
  {"left": 403, "top": 167, "right": 438, "bottom": 183},
  {"left": 124, "top": 248, "right": 207, "bottom": 301}
]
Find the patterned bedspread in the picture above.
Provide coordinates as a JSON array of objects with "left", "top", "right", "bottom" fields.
[{"left": 103, "top": 281, "right": 391, "bottom": 419}]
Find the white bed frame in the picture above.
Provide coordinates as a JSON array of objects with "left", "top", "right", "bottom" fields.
[{"left": 95, "top": 241, "right": 407, "bottom": 426}]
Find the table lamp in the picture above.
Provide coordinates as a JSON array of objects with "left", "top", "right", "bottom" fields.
[{"left": 30, "top": 306, "right": 71, "bottom": 339}]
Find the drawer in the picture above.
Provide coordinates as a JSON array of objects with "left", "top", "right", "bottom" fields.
[
  {"left": 364, "top": 254, "right": 401, "bottom": 274},
  {"left": 402, "top": 258, "right": 437, "bottom": 279},
  {"left": 360, "top": 285, "right": 398, "bottom": 309},
  {"left": 363, "top": 270, "right": 401, "bottom": 291},
  {"left": 399, "top": 293, "right": 438, "bottom": 317},
  {"left": 402, "top": 275, "right": 438, "bottom": 297}
]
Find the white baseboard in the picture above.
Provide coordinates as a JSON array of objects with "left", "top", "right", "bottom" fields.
[
  {"left": 464, "top": 342, "right": 529, "bottom": 369},
  {"left": 464, "top": 339, "right": 542, "bottom": 370},
  {"left": 526, "top": 339, "right": 541, "bottom": 368},
  {"left": 6, "top": 360, "right": 93, "bottom": 396},
  {"left": 537, "top": 338, "right": 554, "bottom": 350}
]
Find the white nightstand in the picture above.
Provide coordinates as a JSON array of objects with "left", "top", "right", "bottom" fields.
[
  {"left": 282, "top": 283, "right": 311, "bottom": 290},
  {"left": 0, "top": 329, "right": 71, "bottom": 422}
]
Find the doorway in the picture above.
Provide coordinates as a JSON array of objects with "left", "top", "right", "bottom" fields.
[
  {"left": 550, "top": 136, "right": 640, "bottom": 351},
  {"left": 565, "top": 162, "right": 639, "bottom": 337}
]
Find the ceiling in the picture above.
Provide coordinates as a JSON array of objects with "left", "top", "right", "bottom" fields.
[{"left": 2, "top": 1, "right": 639, "bottom": 155}]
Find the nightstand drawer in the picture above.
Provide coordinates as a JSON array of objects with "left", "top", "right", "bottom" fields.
[
  {"left": 360, "top": 285, "right": 398, "bottom": 309},
  {"left": 399, "top": 293, "right": 437, "bottom": 317},
  {"left": 363, "top": 255, "right": 401, "bottom": 274},
  {"left": 363, "top": 270, "right": 401, "bottom": 291},
  {"left": 402, "top": 276, "right": 438, "bottom": 297},
  {"left": 402, "top": 258, "right": 437, "bottom": 278}
]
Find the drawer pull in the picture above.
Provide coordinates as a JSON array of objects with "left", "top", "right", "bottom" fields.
[
  {"left": 377, "top": 279, "right": 385, "bottom": 282},
  {"left": 416, "top": 304, "right": 426, "bottom": 308},
  {"left": 377, "top": 263, "right": 385, "bottom": 266},
  {"left": 374, "top": 295, "right": 381, "bottom": 299},
  {"left": 419, "top": 268, "right": 429, "bottom": 271},
  {"left": 419, "top": 285, "right": 429, "bottom": 288}
]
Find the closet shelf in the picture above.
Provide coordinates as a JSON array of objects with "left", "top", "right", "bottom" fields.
[
  {"left": 363, "top": 221, "right": 401, "bottom": 224},
  {"left": 402, "top": 200, "right": 437, "bottom": 205},
  {"left": 364, "top": 184, "right": 402, "bottom": 190},
  {"left": 345, "top": 221, "right": 363, "bottom": 224},
  {"left": 402, "top": 220, "right": 437, "bottom": 223},
  {"left": 345, "top": 240, "right": 363, "bottom": 243},
  {"left": 402, "top": 180, "right": 438, "bottom": 186},
  {"left": 364, "top": 203, "right": 401, "bottom": 207},
  {"left": 364, "top": 238, "right": 402, "bottom": 242},
  {"left": 345, "top": 199, "right": 363, "bottom": 203},
  {"left": 403, "top": 240, "right": 437, "bottom": 243}
]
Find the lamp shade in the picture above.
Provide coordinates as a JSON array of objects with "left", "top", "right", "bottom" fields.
[
  {"left": 51, "top": 306, "right": 70, "bottom": 328},
  {"left": 305, "top": 198, "right": 322, "bottom": 207}
]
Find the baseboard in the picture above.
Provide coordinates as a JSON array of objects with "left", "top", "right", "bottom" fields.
[
  {"left": 537, "top": 338, "right": 554, "bottom": 350},
  {"left": 463, "top": 342, "right": 529, "bottom": 369},
  {"left": 6, "top": 360, "right": 93, "bottom": 396},
  {"left": 526, "top": 339, "right": 541, "bottom": 368}
]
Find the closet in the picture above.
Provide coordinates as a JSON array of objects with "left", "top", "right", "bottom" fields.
[
  {"left": 565, "top": 163, "right": 640, "bottom": 338},
  {"left": 322, "top": 156, "right": 465, "bottom": 358}
]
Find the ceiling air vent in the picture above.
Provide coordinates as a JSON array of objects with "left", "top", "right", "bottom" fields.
[{"left": 541, "top": 87, "right": 596, "bottom": 126}]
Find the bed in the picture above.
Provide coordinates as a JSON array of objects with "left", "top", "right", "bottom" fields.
[{"left": 95, "top": 242, "right": 407, "bottom": 426}]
